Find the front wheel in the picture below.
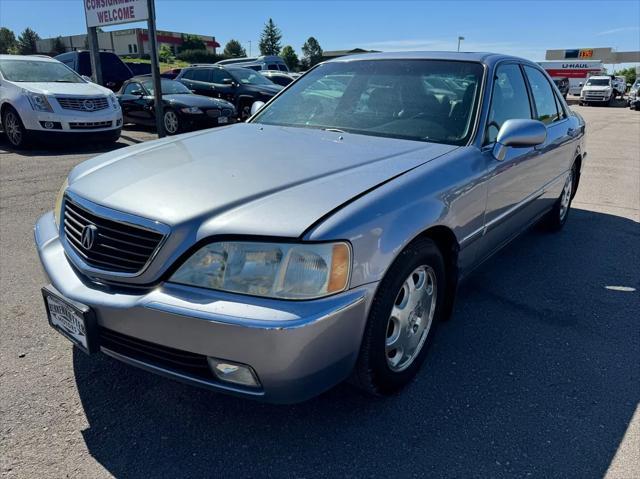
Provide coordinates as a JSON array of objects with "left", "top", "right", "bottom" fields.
[
  {"left": 162, "top": 109, "right": 181, "bottom": 135},
  {"left": 2, "top": 107, "right": 29, "bottom": 148},
  {"left": 351, "top": 237, "right": 446, "bottom": 396}
]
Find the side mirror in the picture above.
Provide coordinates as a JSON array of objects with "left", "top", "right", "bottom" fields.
[
  {"left": 578, "top": 82, "right": 583, "bottom": 87},
  {"left": 492, "top": 119, "right": 547, "bottom": 161},
  {"left": 250, "top": 101, "right": 265, "bottom": 116},
  {"left": 81, "top": 75, "right": 93, "bottom": 83}
]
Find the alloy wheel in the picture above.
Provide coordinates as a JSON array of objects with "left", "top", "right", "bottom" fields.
[
  {"left": 385, "top": 265, "right": 437, "bottom": 372},
  {"left": 163, "top": 111, "right": 179, "bottom": 134},
  {"left": 5, "top": 112, "right": 22, "bottom": 146}
]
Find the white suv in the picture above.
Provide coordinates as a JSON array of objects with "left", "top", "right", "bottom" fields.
[
  {"left": 579, "top": 75, "right": 615, "bottom": 106},
  {"left": 0, "top": 55, "right": 122, "bottom": 148}
]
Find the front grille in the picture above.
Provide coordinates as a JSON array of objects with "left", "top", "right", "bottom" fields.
[
  {"left": 63, "top": 198, "right": 165, "bottom": 274},
  {"left": 69, "top": 121, "right": 113, "bottom": 130},
  {"left": 56, "top": 96, "right": 109, "bottom": 112},
  {"left": 99, "top": 327, "right": 212, "bottom": 380}
]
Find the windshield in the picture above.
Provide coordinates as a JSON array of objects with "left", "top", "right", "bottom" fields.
[
  {"left": 0, "top": 59, "right": 84, "bottom": 83},
  {"left": 228, "top": 68, "right": 274, "bottom": 85},
  {"left": 252, "top": 59, "right": 484, "bottom": 145},
  {"left": 585, "top": 78, "right": 610, "bottom": 86},
  {"left": 143, "top": 79, "right": 191, "bottom": 95}
]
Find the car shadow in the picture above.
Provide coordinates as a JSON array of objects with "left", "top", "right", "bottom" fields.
[{"left": 72, "top": 208, "right": 639, "bottom": 478}]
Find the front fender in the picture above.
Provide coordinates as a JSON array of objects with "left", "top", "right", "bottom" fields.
[{"left": 304, "top": 147, "right": 488, "bottom": 287}]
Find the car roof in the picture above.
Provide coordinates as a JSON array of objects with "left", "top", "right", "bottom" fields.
[
  {"left": 0, "top": 54, "right": 58, "bottom": 62},
  {"left": 324, "top": 51, "right": 526, "bottom": 66}
]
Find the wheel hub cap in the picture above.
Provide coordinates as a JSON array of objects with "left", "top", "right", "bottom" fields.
[
  {"left": 385, "top": 265, "right": 437, "bottom": 372},
  {"left": 559, "top": 172, "right": 573, "bottom": 220}
]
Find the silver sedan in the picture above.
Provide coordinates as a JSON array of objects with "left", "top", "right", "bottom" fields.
[{"left": 35, "top": 52, "right": 586, "bottom": 403}]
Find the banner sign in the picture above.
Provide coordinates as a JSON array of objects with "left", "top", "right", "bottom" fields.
[{"left": 84, "top": 0, "right": 149, "bottom": 28}]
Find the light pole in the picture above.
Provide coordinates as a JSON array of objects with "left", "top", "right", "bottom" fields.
[
  {"left": 247, "top": 40, "right": 252, "bottom": 57},
  {"left": 457, "top": 36, "right": 465, "bottom": 52}
]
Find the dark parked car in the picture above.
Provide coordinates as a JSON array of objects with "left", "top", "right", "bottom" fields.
[
  {"left": 175, "top": 65, "right": 282, "bottom": 119},
  {"left": 259, "top": 70, "right": 296, "bottom": 87},
  {"left": 55, "top": 51, "right": 133, "bottom": 91},
  {"left": 117, "top": 77, "right": 236, "bottom": 135},
  {"left": 552, "top": 77, "right": 569, "bottom": 99}
]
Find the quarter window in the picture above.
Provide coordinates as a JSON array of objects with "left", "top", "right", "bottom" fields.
[
  {"left": 486, "top": 64, "right": 532, "bottom": 144},
  {"left": 524, "top": 66, "right": 560, "bottom": 125}
]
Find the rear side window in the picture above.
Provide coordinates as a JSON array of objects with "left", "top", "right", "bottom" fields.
[
  {"left": 278, "top": 64, "right": 288, "bottom": 72},
  {"left": 210, "top": 68, "right": 229, "bottom": 84},
  {"left": 524, "top": 66, "right": 560, "bottom": 125},
  {"left": 187, "top": 69, "right": 210, "bottom": 82},
  {"left": 486, "top": 63, "right": 532, "bottom": 144}
]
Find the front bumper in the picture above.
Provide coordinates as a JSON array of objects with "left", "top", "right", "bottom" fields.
[
  {"left": 35, "top": 212, "right": 375, "bottom": 403},
  {"left": 15, "top": 96, "right": 122, "bottom": 132}
]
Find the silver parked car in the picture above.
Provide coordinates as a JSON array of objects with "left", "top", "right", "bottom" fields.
[{"left": 35, "top": 52, "right": 586, "bottom": 403}]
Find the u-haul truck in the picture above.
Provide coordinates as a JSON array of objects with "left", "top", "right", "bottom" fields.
[{"left": 538, "top": 60, "right": 604, "bottom": 96}]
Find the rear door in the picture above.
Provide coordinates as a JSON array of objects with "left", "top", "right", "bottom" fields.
[
  {"left": 180, "top": 69, "right": 215, "bottom": 97},
  {"left": 208, "top": 68, "right": 237, "bottom": 103},
  {"left": 522, "top": 65, "right": 578, "bottom": 211}
]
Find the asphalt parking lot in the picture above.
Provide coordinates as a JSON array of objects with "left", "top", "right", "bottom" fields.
[{"left": 1, "top": 102, "right": 638, "bottom": 478}]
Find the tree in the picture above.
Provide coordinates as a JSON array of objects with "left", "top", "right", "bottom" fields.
[
  {"left": 613, "top": 67, "right": 637, "bottom": 86},
  {"left": 179, "top": 34, "right": 205, "bottom": 52},
  {"left": 223, "top": 39, "right": 246, "bottom": 58},
  {"left": 301, "top": 37, "right": 323, "bottom": 68},
  {"left": 50, "top": 36, "right": 66, "bottom": 55},
  {"left": 0, "top": 27, "right": 17, "bottom": 54},
  {"left": 259, "top": 18, "right": 282, "bottom": 56},
  {"left": 280, "top": 45, "right": 298, "bottom": 71},
  {"left": 17, "top": 27, "right": 40, "bottom": 55},
  {"left": 158, "top": 44, "right": 175, "bottom": 63}
]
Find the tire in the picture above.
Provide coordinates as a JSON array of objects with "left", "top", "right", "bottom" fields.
[
  {"left": 543, "top": 163, "right": 576, "bottom": 232},
  {"left": 351, "top": 237, "right": 446, "bottom": 396},
  {"left": 162, "top": 109, "right": 181, "bottom": 135},
  {"left": 2, "top": 107, "right": 29, "bottom": 148}
]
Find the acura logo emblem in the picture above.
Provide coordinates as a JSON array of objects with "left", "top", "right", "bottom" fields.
[
  {"left": 81, "top": 224, "right": 98, "bottom": 250},
  {"left": 83, "top": 99, "right": 96, "bottom": 111}
]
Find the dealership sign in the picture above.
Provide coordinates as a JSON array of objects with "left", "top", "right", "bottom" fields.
[{"left": 84, "top": 0, "right": 148, "bottom": 28}]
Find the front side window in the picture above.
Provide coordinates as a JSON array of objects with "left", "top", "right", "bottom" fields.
[
  {"left": 524, "top": 66, "right": 560, "bottom": 125},
  {"left": 123, "top": 82, "right": 142, "bottom": 95},
  {"left": 0, "top": 59, "right": 84, "bottom": 83},
  {"left": 210, "top": 68, "right": 231, "bottom": 84},
  {"left": 252, "top": 59, "right": 484, "bottom": 145},
  {"left": 485, "top": 63, "right": 532, "bottom": 144}
]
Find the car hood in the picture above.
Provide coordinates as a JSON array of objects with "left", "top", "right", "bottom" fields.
[
  {"left": 67, "top": 123, "right": 456, "bottom": 238},
  {"left": 582, "top": 86, "right": 610, "bottom": 91},
  {"left": 163, "top": 94, "right": 233, "bottom": 109},
  {"left": 17, "top": 81, "right": 111, "bottom": 96}
]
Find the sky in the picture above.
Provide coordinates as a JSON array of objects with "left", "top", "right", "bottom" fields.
[{"left": 1, "top": 0, "right": 639, "bottom": 67}]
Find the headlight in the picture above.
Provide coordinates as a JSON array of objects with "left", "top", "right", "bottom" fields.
[
  {"left": 170, "top": 241, "right": 351, "bottom": 299},
  {"left": 53, "top": 178, "right": 68, "bottom": 227},
  {"left": 25, "top": 90, "right": 53, "bottom": 112},
  {"left": 108, "top": 93, "right": 119, "bottom": 110},
  {"left": 180, "top": 106, "right": 203, "bottom": 114}
]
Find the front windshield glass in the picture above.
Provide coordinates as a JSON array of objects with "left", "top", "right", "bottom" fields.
[
  {"left": 585, "top": 78, "right": 610, "bottom": 86},
  {"left": 228, "top": 68, "right": 274, "bottom": 85},
  {"left": 143, "top": 79, "right": 191, "bottom": 94},
  {"left": 252, "top": 59, "right": 484, "bottom": 145},
  {"left": 0, "top": 59, "right": 84, "bottom": 83}
]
